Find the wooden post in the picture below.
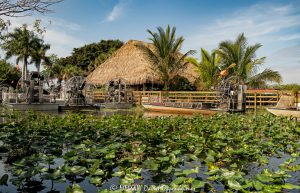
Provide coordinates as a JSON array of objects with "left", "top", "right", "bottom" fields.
[
  {"left": 159, "top": 91, "right": 162, "bottom": 103},
  {"left": 296, "top": 92, "right": 300, "bottom": 108},
  {"left": 259, "top": 93, "right": 262, "bottom": 107},
  {"left": 254, "top": 92, "right": 257, "bottom": 112},
  {"left": 294, "top": 91, "right": 298, "bottom": 107},
  {"left": 139, "top": 92, "right": 142, "bottom": 105}
]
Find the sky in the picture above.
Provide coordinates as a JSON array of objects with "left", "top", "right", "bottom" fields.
[{"left": 2, "top": 0, "right": 300, "bottom": 84}]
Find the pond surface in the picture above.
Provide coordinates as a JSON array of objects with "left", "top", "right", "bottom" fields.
[
  {"left": 1, "top": 154, "right": 299, "bottom": 193},
  {"left": 0, "top": 108, "right": 300, "bottom": 193}
]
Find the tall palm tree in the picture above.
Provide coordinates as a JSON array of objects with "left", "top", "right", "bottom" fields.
[
  {"left": 1, "top": 25, "right": 41, "bottom": 84},
  {"left": 31, "top": 43, "right": 51, "bottom": 74},
  {"left": 217, "top": 33, "right": 281, "bottom": 88},
  {"left": 138, "top": 25, "right": 195, "bottom": 90},
  {"left": 186, "top": 48, "right": 221, "bottom": 90}
]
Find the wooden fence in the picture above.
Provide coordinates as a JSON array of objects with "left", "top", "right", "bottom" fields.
[{"left": 93, "top": 90, "right": 299, "bottom": 110}]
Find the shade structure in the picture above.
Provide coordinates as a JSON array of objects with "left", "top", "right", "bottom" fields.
[{"left": 87, "top": 40, "right": 198, "bottom": 87}]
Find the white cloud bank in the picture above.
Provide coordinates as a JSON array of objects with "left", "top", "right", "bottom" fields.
[{"left": 184, "top": 3, "right": 300, "bottom": 83}]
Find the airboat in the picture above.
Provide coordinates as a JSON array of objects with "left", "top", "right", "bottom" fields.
[
  {"left": 266, "top": 95, "right": 300, "bottom": 118},
  {"left": 1, "top": 73, "right": 98, "bottom": 112},
  {"left": 1, "top": 72, "right": 59, "bottom": 111},
  {"left": 58, "top": 76, "right": 99, "bottom": 111},
  {"left": 104, "top": 78, "right": 133, "bottom": 109},
  {"left": 142, "top": 76, "right": 247, "bottom": 115}
]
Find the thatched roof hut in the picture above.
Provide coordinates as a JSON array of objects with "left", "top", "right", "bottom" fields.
[{"left": 87, "top": 40, "right": 198, "bottom": 87}]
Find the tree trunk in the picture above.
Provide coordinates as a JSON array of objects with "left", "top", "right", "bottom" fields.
[
  {"left": 21, "top": 57, "right": 26, "bottom": 87},
  {"left": 163, "top": 80, "right": 169, "bottom": 91}
]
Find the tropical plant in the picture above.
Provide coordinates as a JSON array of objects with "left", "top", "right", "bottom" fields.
[
  {"left": 61, "top": 64, "right": 84, "bottom": 80},
  {"left": 217, "top": 33, "right": 282, "bottom": 88},
  {"left": 1, "top": 24, "right": 43, "bottom": 83},
  {"left": 169, "top": 75, "right": 196, "bottom": 91},
  {"left": 57, "top": 40, "right": 123, "bottom": 74},
  {"left": 1, "top": 111, "right": 300, "bottom": 192},
  {"left": 186, "top": 48, "right": 221, "bottom": 90},
  {"left": 30, "top": 42, "right": 51, "bottom": 74},
  {"left": 138, "top": 25, "right": 195, "bottom": 90},
  {"left": 0, "top": 59, "right": 20, "bottom": 86}
]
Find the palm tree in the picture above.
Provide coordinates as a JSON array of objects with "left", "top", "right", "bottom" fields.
[
  {"left": 1, "top": 25, "right": 41, "bottom": 84},
  {"left": 217, "top": 33, "right": 281, "bottom": 88},
  {"left": 138, "top": 25, "right": 195, "bottom": 90},
  {"left": 186, "top": 48, "right": 221, "bottom": 90},
  {"left": 31, "top": 43, "right": 51, "bottom": 74}
]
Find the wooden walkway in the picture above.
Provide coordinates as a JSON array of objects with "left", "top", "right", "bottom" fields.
[{"left": 92, "top": 90, "right": 299, "bottom": 110}]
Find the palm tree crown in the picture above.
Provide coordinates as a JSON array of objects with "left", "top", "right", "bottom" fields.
[
  {"left": 1, "top": 24, "right": 52, "bottom": 87},
  {"left": 186, "top": 48, "right": 221, "bottom": 90},
  {"left": 138, "top": 25, "right": 195, "bottom": 90},
  {"left": 217, "top": 33, "right": 281, "bottom": 88},
  {"left": 31, "top": 43, "right": 51, "bottom": 74}
]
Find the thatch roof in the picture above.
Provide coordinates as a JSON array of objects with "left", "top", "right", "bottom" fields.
[{"left": 87, "top": 40, "right": 198, "bottom": 86}]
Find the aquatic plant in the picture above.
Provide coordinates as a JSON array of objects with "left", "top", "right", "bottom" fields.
[{"left": 0, "top": 111, "right": 300, "bottom": 192}]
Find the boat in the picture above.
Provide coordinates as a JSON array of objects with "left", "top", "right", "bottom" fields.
[
  {"left": 266, "top": 107, "right": 300, "bottom": 118},
  {"left": 142, "top": 102, "right": 226, "bottom": 115},
  {"left": 266, "top": 95, "right": 300, "bottom": 118},
  {"left": 1, "top": 72, "right": 60, "bottom": 111},
  {"left": 4, "top": 103, "right": 59, "bottom": 111}
]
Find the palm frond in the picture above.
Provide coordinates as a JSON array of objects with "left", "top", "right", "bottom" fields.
[{"left": 247, "top": 68, "right": 282, "bottom": 88}]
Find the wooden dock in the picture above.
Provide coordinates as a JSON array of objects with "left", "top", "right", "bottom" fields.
[{"left": 93, "top": 90, "right": 299, "bottom": 111}]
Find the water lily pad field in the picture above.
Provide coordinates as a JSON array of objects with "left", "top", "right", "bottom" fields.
[{"left": 0, "top": 112, "right": 300, "bottom": 193}]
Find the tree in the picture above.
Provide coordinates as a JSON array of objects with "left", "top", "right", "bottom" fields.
[
  {"left": 186, "top": 48, "right": 221, "bottom": 90},
  {"left": 217, "top": 33, "right": 282, "bottom": 88},
  {"left": 0, "top": 0, "right": 63, "bottom": 40},
  {"left": 0, "top": 0, "right": 63, "bottom": 17},
  {"left": 0, "top": 59, "right": 20, "bottom": 87},
  {"left": 31, "top": 42, "right": 51, "bottom": 74},
  {"left": 1, "top": 24, "right": 48, "bottom": 84},
  {"left": 138, "top": 25, "right": 195, "bottom": 90},
  {"left": 42, "top": 54, "right": 83, "bottom": 82},
  {"left": 57, "top": 40, "right": 123, "bottom": 73}
]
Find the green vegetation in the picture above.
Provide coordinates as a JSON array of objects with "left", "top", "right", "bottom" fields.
[
  {"left": 0, "top": 112, "right": 300, "bottom": 192},
  {"left": 53, "top": 40, "right": 124, "bottom": 76},
  {"left": 272, "top": 84, "right": 300, "bottom": 92},
  {"left": 138, "top": 25, "right": 195, "bottom": 90},
  {"left": 0, "top": 59, "right": 20, "bottom": 86},
  {"left": 0, "top": 22, "right": 123, "bottom": 83},
  {"left": 1, "top": 24, "right": 50, "bottom": 82},
  {"left": 217, "top": 33, "right": 282, "bottom": 88},
  {"left": 0, "top": 0, "right": 63, "bottom": 39},
  {"left": 186, "top": 49, "right": 221, "bottom": 90}
]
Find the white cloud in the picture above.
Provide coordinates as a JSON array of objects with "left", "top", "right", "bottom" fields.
[
  {"left": 2, "top": 16, "right": 83, "bottom": 57},
  {"left": 184, "top": 2, "right": 300, "bottom": 84},
  {"left": 44, "top": 29, "right": 83, "bottom": 56},
  {"left": 105, "top": 1, "right": 125, "bottom": 22},
  {"left": 47, "top": 17, "right": 82, "bottom": 31},
  {"left": 185, "top": 3, "right": 300, "bottom": 50},
  {"left": 277, "top": 33, "right": 300, "bottom": 41}
]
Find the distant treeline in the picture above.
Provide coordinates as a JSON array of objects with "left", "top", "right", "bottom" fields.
[
  {"left": 43, "top": 40, "right": 124, "bottom": 81},
  {"left": 270, "top": 84, "right": 300, "bottom": 92}
]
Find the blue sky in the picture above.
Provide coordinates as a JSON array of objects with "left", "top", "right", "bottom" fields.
[{"left": 5, "top": 0, "right": 300, "bottom": 83}]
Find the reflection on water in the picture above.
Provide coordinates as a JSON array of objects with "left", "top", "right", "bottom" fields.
[{"left": 3, "top": 107, "right": 299, "bottom": 192}]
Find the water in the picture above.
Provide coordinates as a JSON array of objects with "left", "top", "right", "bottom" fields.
[
  {"left": 1, "top": 154, "right": 299, "bottom": 193},
  {"left": 1, "top": 107, "right": 299, "bottom": 192}
]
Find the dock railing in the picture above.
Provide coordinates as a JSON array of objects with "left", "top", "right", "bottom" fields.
[{"left": 93, "top": 90, "right": 300, "bottom": 110}]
